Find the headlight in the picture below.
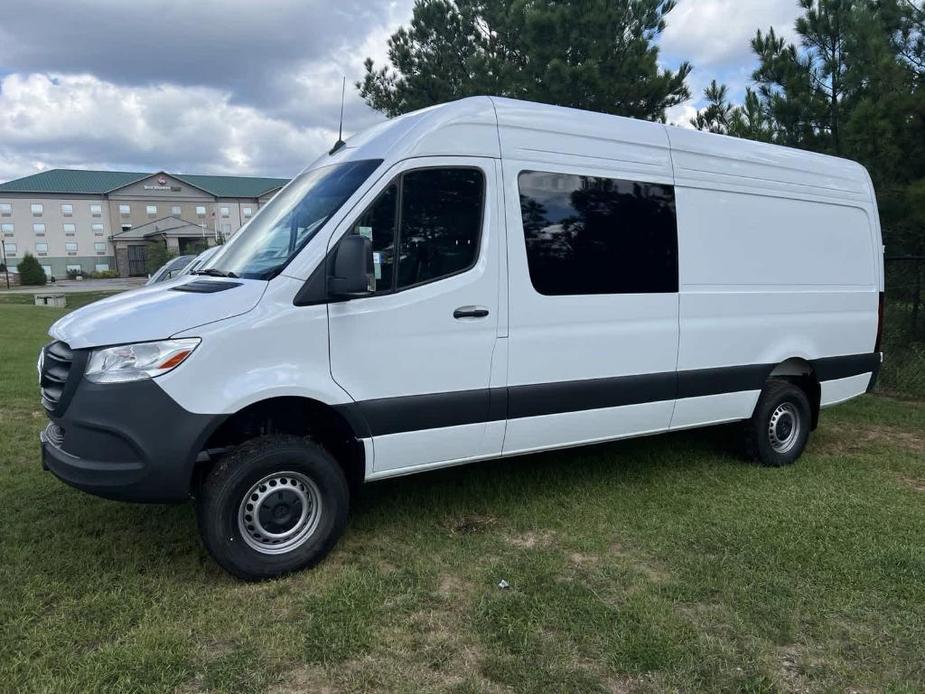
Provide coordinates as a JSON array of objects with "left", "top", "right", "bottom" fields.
[{"left": 85, "top": 338, "right": 200, "bottom": 384}]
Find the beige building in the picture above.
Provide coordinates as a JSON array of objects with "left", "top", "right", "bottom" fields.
[{"left": 0, "top": 169, "right": 288, "bottom": 278}]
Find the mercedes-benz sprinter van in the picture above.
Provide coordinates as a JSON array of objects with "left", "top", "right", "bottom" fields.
[{"left": 38, "top": 97, "right": 884, "bottom": 579}]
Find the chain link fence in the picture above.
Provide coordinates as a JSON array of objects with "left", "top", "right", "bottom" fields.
[{"left": 880, "top": 256, "right": 925, "bottom": 398}]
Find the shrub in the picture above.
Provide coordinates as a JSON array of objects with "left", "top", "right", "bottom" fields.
[
  {"left": 145, "top": 241, "right": 175, "bottom": 275},
  {"left": 17, "top": 253, "right": 47, "bottom": 286}
]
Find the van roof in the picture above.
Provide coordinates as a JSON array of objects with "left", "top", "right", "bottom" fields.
[{"left": 331, "top": 96, "right": 872, "bottom": 205}]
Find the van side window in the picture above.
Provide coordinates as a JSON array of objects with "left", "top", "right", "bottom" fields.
[
  {"left": 397, "top": 168, "right": 484, "bottom": 289},
  {"left": 348, "top": 167, "right": 485, "bottom": 293},
  {"left": 351, "top": 182, "right": 397, "bottom": 293},
  {"left": 518, "top": 171, "right": 678, "bottom": 295}
]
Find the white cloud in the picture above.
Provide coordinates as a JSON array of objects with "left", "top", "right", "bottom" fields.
[
  {"left": 0, "top": 73, "right": 336, "bottom": 179},
  {"left": 0, "top": 0, "right": 415, "bottom": 182},
  {"left": 665, "top": 102, "right": 699, "bottom": 129},
  {"left": 661, "top": 0, "right": 800, "bottom": 68}
]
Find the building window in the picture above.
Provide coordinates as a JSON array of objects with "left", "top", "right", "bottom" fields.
[
  {"left": 121, "top": 224, "right": 132, "bottom": 232},
  {"left": 94, "top": 242, "right": 106, "bottom": 254},
  {"left": 65, "top": 241, "right": 78, "bottom": 254},
  {"left": 171, "top": 205, "right": 182, "bottom": 216},
  {"left": 119, "top": 204, "right": 131, "bottom": 216},
  {"left": 31, "top": 203, "right": 43, "bottom": 216},
  {"left": 3, "top": 241, "right": 16, "bottom": 256},
  {"left": 35, "top": 242, "right": 48, "bottom": 255},
  {"left": 221, "top": 223, "right": 231, "bottom": 235},
  {"left": 92, "top": 223, "right": 104, "bottom": 235},
  {"left": 61, "top": 203, "right": 73, "bottom": 217},
  {"left": 196, "top": 206, "right": 206, "bottom": 218},
  {"left": 66, "top": 264, "right": 82, "bottom": 274},
  {"left": 63, "top": 223, "right": 76, "bottom": 236},
  {"left": 243, "top": 207, "right": 253, "bottom": 218},
  {"left": 220, "top": 206, "right": 230, "bottom": 218},
  {"left": 1, "top": 223, "right": 12, "bottom": 237},
  {"left": 95, "top": 263, "right": 109, "bottom": 272},
  {"left": 146, "top": 205, "right": 157, "bottom": 217},
  {"left": 0, "top": 203, "right": 12, "bottom": 216},
  {"left": 517, "top": 171, "right": 679, "bottom": 296},
  {"left": 90, "top": 204, "right": 102, "bottom": 217},
  {"left": 41, "top": 265, "right": 52, "bottom": 277},
  {"left": 33, "top": 223, "right": 46, "bottom": 236}
]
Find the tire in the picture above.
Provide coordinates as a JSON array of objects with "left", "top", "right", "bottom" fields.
[
  {"left": 742, "top": 379, "right": 812, "bottom": 467},
  {"left": 196, "top": 435, "right": 349, "bottom": 580}
]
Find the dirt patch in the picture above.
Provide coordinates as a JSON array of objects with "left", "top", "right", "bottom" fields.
[
  {"left": 447, "top": 514, "right": 498, "bottom": 535},
  {"left": 506, "top": 529, "right": 556, "bottom": 549},
  {"left": 898, "top": 476, "right": 925, "bottom": 492},
  {"left": 608, "top": 542, "right": 670, "bottom": 584},
  {"left": 437, "top": 573, "right": 474, "bottom": 598},
  {"left": 568, "top": 552, "right": 600, "bottom": 567},
  {"left": 816, "top": 422, "right": 925, "bottom": 456}
]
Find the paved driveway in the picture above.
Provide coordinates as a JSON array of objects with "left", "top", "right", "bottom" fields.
[{"left": 0, "top": 277, "right": 147, "bottom": 295}]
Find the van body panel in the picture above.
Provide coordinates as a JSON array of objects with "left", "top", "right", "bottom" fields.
[
  {"left": 665, "top": 125, "right": 872, "bottom": 205},
  {"left": 821, "top": 373, "right": 877, "bottom": 407},
  {"left": 160, "top": 276, "right": 353, "bottom": 415},
  {"left": 498, "top": 151, "right": 680, "bottom": 453},
  {"left": 50, "top": 277, "right": 267, "bottom": 349},
  {"left": 326, "top": 156, "right": 504, "bottom": 473}
]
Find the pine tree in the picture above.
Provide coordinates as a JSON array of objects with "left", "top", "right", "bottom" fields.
[
  {"left": 359, "top": 0, "right": 692, "bottom": 121},
  {"left": 17, "top": 253, "right": 47, "bottom": 286}
]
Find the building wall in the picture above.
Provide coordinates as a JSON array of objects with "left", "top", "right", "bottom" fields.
[
  {"left": 1, "top": 193, "right": 114, "bottom": 276},
  {"left": 1, "top": 173, "right": 275, "bottom": 277}
]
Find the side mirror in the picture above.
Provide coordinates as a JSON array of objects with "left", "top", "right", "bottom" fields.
[{"left": 328, "top": 234, "right": 373, "bottom": 299}]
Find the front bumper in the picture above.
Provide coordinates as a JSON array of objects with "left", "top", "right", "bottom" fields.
[{"left": 40, "top": 378, "right": 224, "bottom": 503}]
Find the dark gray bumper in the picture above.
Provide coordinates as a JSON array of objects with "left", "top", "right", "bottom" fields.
[{"left": 41, "top": 378, "right": 224, "bottom": 503}]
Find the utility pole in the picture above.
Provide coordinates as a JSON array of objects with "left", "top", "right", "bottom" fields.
[{"left": 0, "top": 238, "right": 9, "bottom": 289}]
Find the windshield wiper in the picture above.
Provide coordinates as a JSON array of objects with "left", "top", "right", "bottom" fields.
[{"left": 193, "top": 268, "right": 238, "bottom": 278}]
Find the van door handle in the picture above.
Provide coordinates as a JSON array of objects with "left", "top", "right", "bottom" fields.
[{"left": 453, "top": 306, "right": 490, "bottom": 319}]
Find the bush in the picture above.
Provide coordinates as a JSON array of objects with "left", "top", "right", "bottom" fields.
[
  {"left": 17, "top": 253, "right": 47, "bottom": 286},
  {"left": 87, "top": 270, "right": 120, "bottom": 279},
  {"left": 145, "top": 241, "right": 175, "bottom": 275}
]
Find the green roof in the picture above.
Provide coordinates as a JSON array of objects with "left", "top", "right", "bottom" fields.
[{"left": 0, "top": 168, "right": 289, "bottom": 198}]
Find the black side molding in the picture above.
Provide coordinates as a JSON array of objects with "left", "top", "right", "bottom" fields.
[{"left": 332, "top": 353, "right": 881, "bottom": 439}]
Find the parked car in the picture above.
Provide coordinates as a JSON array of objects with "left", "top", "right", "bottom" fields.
[
  {"left": 38, "top": 97, "right": 884, "bottom": 580},
  {"left": 145, "top": 254, "right": 196, "bottom": 285},
  {"left": 181, "top": 245, "right": 221, "bottom": 277}
]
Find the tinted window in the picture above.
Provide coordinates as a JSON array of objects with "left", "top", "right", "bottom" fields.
[
  {"left": 518, "top": 171, "right": 678, "bottom": 295},
  {"left": 345, "top": 167, "right": 484, "bottom": 293},
  {"left": 351, "top": 183, "right": 397, "bottom": 292},
  {"left": 397, "top": 169, "right": 484, "bottom": 288}
]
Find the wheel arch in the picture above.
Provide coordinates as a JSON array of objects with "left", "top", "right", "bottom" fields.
[
  {"left": 768, "top": 357, "right": 821, "bottom": 429},
  {"left": 193, "top": 396, "right": 366, "bottom": 495}
]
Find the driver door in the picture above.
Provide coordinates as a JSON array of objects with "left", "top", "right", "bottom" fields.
[{"left": 328, "top": 157, "right": 505, "bottom": 476}]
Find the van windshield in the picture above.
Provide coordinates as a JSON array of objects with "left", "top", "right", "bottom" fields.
[{"left": 203, "top": 159, "right": 382, "bottom": 280}]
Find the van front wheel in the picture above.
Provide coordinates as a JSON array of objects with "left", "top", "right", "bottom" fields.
[
  {"left": 196, "top": 435, "right": 349, "bottom": 580},
  {"left": 743, "top": 379, "right": 811, "bottom": 467}
]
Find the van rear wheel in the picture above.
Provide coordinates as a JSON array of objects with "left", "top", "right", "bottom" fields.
[
  {"left": 743, "top": 379, "right": 811, "bottom": 467},
  {"left": 196, "top": 435, "right": 349, "bottom": 580}
]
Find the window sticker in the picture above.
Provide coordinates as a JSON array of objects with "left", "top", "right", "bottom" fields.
[
  {"left": 357, "top": 226, "right": 373, "bottom": 241},
  {"left": 373, "top": 251, "right": 382, "bottom": 280}
]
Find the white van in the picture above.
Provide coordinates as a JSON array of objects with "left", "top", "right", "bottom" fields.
[{"left": 39, "top": 97, "right": 884, "bottom": 579}]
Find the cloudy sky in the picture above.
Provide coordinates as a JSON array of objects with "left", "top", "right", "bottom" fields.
[{"left": 0, "top": 0, "right": 802, "bottom": 183}]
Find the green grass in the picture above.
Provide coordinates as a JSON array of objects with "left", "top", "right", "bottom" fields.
[{"left": 1, "top": 293, "right": 923, "bottom": 693}]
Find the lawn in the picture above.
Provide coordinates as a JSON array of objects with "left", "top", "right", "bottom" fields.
[{"left": 0, "top": 294, "right": 923, "bottom": 693}]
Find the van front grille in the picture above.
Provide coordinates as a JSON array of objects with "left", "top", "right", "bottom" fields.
[{"left": 41, "top": 341, "right": 73, "bottom": 414}]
